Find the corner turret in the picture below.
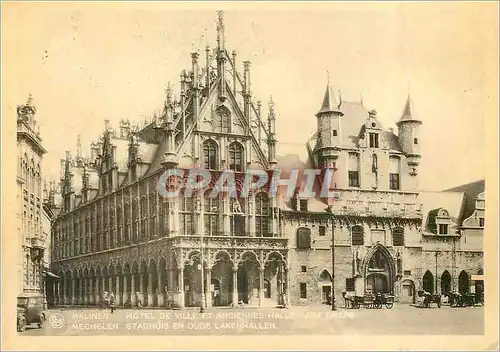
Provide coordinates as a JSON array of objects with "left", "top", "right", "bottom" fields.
[{"left": 396, "top": 93, "right": 422, "bottom": 176}]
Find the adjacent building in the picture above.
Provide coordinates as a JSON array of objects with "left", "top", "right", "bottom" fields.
[
  {"left": 49, "top": 13, "right": 484, "bottom": 308},
  {"left": 16, "top": 95, "right": 48, "bottom": 297}
]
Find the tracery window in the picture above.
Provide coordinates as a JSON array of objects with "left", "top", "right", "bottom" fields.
[
  {"left": 203, "top": 140, "right": 218, "bottom": 170},
  {"left": 179, "top": 189, "right": 193, "bottom": 236},
  {"left": 255, "top": 192, "right": 269, "bottom": 237},
  {"left": 204, "top": 189, "right": 219, "bottom": 236},
  {"left": 228, "top": 142, "right": 244, "bottom": 172}
]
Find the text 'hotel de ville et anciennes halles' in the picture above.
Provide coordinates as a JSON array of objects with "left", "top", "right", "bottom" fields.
[{"left": 44, "top": 13, "right": 484, "bottom": 310}]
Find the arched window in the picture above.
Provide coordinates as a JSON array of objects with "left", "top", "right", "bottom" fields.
[
  {"left": 149, "top": 193, "right": 156, "bottom": 238},
  {"left": 228, "top": 142, "right": 244, "bottom": 172},
  {"left": 255, "top": 192, "right": 269, "bottom": 237},
  {"left": 116, "top": 206, "right": 122, "bottom": 246},
  {"left": 215, "top": 107, "right": 231, "bottom": 133},
  {"left": 319, "top": 269, "right": 332, "bottom": 281},
  {"left": 204, "top": 189, "right": 219, "bottom": 236},
  {"left": 369, "top": 251, "right": 388, "bottom": 270},
  {"left": 132, "top": 199, "right": 139, "bottom": 243},
  {"left": 392, "top": 227, "right": 404, "bottom": 246},
  {"left": 124, "top": 203, "right": 130, "bottom": 244},
  {"left": 296, "top": 227, "right": 311, "bottom": 249},
  {"left": 351, "top": 225, "right": 364, "bottom": 246},
  {"left": 140, "top": 196, "right": 147, "bottom": 240},
  {"left": 203, "top": 140, "right": 218, "bottom": 170},
  {"left": 179, "top": 188, "right": 193, "bottom": 236}
]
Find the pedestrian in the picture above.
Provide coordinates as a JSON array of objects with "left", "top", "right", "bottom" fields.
[
  {"left": 135, "top": 291, "right": 142, "bottom": 309},
  {"left": 109, "top": 292, "right": 115, "bottom": 314}
]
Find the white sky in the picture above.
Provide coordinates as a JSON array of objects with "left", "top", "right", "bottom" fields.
[{"left": 4, "top": 2, "right": 496, "bottom": 191}]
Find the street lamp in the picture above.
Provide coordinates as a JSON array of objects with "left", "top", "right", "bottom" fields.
[{"left": 326, "top": 206, "right": 336, "bottom": 311}]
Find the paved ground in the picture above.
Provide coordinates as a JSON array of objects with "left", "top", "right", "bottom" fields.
[{"left": 20, "top": 304, "right": 484, "bottom": 336}]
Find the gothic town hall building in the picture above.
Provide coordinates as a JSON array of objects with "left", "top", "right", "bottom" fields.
[{"left": 50, "top": 13, "right": 484, "bottom": 309}]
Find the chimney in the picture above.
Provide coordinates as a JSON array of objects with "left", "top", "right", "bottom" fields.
[{"left": 104, "top": 119, "right": 111, "bottom": 131}]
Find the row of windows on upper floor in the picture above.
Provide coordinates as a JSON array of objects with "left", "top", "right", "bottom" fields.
[
  {"left": 295, "top": 225, "right": 406, "bottom": 248},
  {"left": 57, "top": 190, "right": 271, "bottom": 229},
  {"left": 52, "top": 211, "right": 275, "bottom": 260},
  {"left": 52, "top": 192, "right": 274, "bottom": 259},
  {"left": 328, "top": 131, "right": 418, "bottom": 149}
]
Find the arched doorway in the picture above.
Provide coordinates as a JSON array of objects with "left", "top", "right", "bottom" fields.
[
  {"left": 400, "top": 279, "right": 416, "bottom": 304},
  {"left": 319, "top": 270, "right": 332, "bottom": 304},
  {"left": 364, "top": 245, "right": 395, "bottom": 294},
  {"left": 459, "top": 270, "right": 469, "bottom": 294},
  {"left": 423, "top": 270, "right": 434, "bottom": 294},
  {"left": 441, "top": 270, "right": 452, "bottom": 295}
]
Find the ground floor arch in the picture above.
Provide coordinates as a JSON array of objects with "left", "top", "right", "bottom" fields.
[
  {"left": 459, "top": 270, "right": 469, "bottom": 294},
  {"left": 441, "top": 270, "right": 452, "bottom": 294},
  {"left": 422, "top": 270, "right": 434, "bottom": 294}
]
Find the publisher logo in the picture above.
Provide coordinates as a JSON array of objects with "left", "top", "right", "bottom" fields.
[{"left": 48, "top": 313, "right": 65, "bottom": 329}]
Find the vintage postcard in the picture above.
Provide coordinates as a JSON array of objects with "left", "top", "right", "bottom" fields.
[{"left": 2, "top": 1, "right": 498, "bottom": 351}]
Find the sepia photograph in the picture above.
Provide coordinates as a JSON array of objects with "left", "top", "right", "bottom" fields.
[{"left": 1, "top": 1, "right": 498, "bottom": 350}]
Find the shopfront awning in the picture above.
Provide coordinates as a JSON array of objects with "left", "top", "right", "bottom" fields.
[{"left": 43, "top": 269, "right": 60, "bottom": 279}]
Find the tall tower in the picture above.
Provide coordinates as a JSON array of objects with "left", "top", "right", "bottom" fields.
[
  {"left": 396, "top": 93, "right": 422, "bottom": 177},
  {"left": 315, "top": 82, "right": 344, "bottom": 169},
  {"left": 17, "top": 94, "right": 47, "bottom": 295}
]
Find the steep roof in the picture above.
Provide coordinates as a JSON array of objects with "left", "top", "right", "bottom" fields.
[
  {"left": 316, "top": 84, "right": 342, "bottom": 116},
  {"left": 397, "top": 94, "right": 422, "bottom": 126},
  {"left": 444, "top": 179, "right": 485, "bottom": 224},
  {"left": 308, "top": 101, "right": 403, "bottom": 156}
]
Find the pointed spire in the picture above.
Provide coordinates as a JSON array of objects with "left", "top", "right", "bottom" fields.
[
  {"left": 217, "top": 10, "right": 225, "bottom": 51},
  {"left": 397, "top": 92, "right": 421, "bottom": 125},
  {"left": 316, "top": 82, "right": 342, "bottom": 116}
]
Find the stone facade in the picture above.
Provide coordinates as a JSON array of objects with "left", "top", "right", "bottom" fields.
[
  {"left": 48, "top": 12, "right": 484, "bottom": 309},
  {"left": 17, "top": 95, "right": 48, "bottom": 296}
]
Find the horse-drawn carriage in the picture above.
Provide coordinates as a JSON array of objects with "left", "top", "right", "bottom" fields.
[
  {"left": 344, "top": 292, "right": 394, "bottom": 309},
  {"left": 417, "top": 290, "right": 441, "bottom": 308},
  {"left": 445, "top": 292, "right": 481, "bottom": 307}
]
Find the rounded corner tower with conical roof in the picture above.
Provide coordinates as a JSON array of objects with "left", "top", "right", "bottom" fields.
[
  {"left": 315, "top": 82, "right": 344, "bottom": 169},
  {"left": 397, "top": 93, "right": 422, "bottom": 176}
]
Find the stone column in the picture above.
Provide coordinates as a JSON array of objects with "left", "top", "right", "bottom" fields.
[
  {"left": 157, "top": 270, "right": 165, "bottom": 307},
  {"left": 71, "top": 278, "right": 76, "bottom": 305},
  {"left": 177, "top": 267, "right": 185, "bottom": 308},
  {"left": 115, "top": 275, "right": 121, "bottom": 306},
  {"left": 139, "top": 274, "right": 145, "bottom": 306},
  {"left": 205, "top": 267, "right": 212, "bottom": 308},
  {"left": 62, "top": 279, "right": 67, "bottom": 305},
  {"left": 89, "top": 278, "right": 94, "bottom": 305},
  {"left": 131, "top": 275, "right": 137, "bottom": 306},
  {"left": 79, "top": 277, "right": 84, "bottom": 305},
  {"left": 259, "top": 267, "right": 264, "bottom": 306},
  {"left": 148, "top": 272, "right": 154, "bottom": 307},
  {"left": 122, "top": 274, "right": 128, "bottom": 305},
  {"left": 109, "top": 276, "right": 113, "bottom": 296},
  {"left": 232, "top": 266, "right": 238, "bottom": 305},
  {"left": 94, "top": 277, "right": 100, "bottom": 304},
  {"left": 102, "top": 276, "right": 106, "bottom": 295},
  {"left": 84, "top": 278, "right": 89, "bottom": 305}
]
